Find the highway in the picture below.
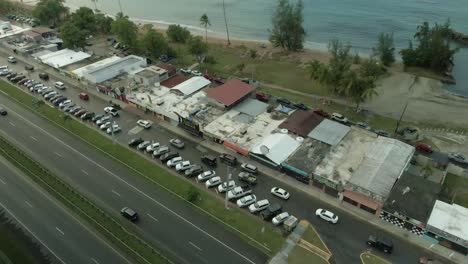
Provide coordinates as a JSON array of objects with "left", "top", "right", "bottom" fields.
[
  {"left": 0, "top": 94, "right": 268, "bottom": 264},
  {"left": 0, "top": 156, "right": 131, "bottom": 264}
]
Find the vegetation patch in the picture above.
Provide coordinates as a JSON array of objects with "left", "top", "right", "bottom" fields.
[
  {"left": 288, "top": 245, "right": 329, "bottom": 264},
  {"left": 440, "top": 173, "right": 468, "bottom": 208},
  {"left": 301, "top": 226, "right": 330, "bottom": 254},
  {"left": 360, "top": 252, "right": 391, "bottom": 264}
]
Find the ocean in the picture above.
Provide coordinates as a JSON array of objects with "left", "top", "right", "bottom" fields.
[{"left": 65, "top": 0, "right": 468, "bottom": 95}]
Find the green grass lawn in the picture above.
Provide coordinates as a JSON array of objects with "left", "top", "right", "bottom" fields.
[
  {"left": 440, "top": 173, "right": 468, "bottom": 208},
  {"left": 0, "top": 226, "right": 45, "bottom": 264},
  {"left": 301, "top": 226, "right": 330, "bottom": 254},
  {"left": 0, "top": 81, "right": 284, "bottom": 256},
  {"left": 360, "top": 252, "right": 391, "bottom": 264},
  {"left": 288, "top": 245, "right": 329, "bottom": 264}
]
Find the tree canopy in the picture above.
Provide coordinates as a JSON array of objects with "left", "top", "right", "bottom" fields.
[
  {"left": 166, "top": 24, "right": 191, "bottom": 43},
  {"left": 400, "top": 21, "right": 458, "bottom": 73},
  {"left": 70, "top": 7, "right": 96, "bottom": 35},
  {"left": 33, "top": 0, "right": 68, "bottom": 25},
  {"left": 59, "top": 20, "right": 87, "bottom": 49},
  {"left": 111, "top": 14, "right": 138, "bottom": 48},
  {"left": 373, "top": 32, "right": 395, "bottom": 66},
  {"left": 188, "top": 36, "right": 208, "bottom": 61},
  {"left": 200, "top": 14, "right": 211, "bottom": 43},
  {"left": 139, "top": 26, "right": 169, "bottom": 58},
  {"left": 95, "top": 13, "right": 114, "bottom": 34},
  {"left": 269, "top": 0, "right": 305, "bottom": 51}
]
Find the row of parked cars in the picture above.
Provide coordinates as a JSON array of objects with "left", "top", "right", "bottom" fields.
[{"left": 6, "top": 14, "right": 38, "bottom": 27}]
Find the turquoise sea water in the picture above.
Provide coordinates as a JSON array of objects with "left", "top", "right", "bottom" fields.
[{"left": 66, "top": 0, "right": 468, "bottom": 95}]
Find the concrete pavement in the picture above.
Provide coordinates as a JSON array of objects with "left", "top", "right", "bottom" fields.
[{"left": 0, "top": 156, "right": 131, "bottom": 264}]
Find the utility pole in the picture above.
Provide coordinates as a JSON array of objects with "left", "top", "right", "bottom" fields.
[
  {"left": 394, "top": 100, "right": 409, "bottom": 133},
  {"left": 117, "top": 0, "right": 123, "bottom": 14},
  {"left": 222, "top": 0, "right": 231, "bottom": 46},
  {"left": 225, "top": 165, "right": 232, "bottom": 209}
]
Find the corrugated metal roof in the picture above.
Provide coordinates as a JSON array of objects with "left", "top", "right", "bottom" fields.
[
  {"left": 307, "top": 119, "right": 350, "bottom": 146},
  {"left": 206, "top": 79, "right": 254, "bottom": 107},
  {"left": 39, "top": 49, "right": 91, "bottom": 68},
  {"left": 233, "top": 98, "right": 268, "bottom": 117},
  {"left": 251, "top": 133, "right": 301, "bottom": 165},
  {"left": 171, "top": 76, "right": 210, "bottom": 96},
  {"left": 427, "top": 200, "right": 468, "bottom": 242}
]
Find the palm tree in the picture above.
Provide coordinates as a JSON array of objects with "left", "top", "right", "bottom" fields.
[
  {"left": 91, "top": 0, "right": 98, "bottom": 11},
  {"left": 222, "top": 0, "right": 231, "bottom": 45},
  {"left": 200, "top": 14, "right": 211, "bottom": 43}
]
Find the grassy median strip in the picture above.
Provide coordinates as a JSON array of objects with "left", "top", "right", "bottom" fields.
[
  {"left": 0, "top": 81, "right": 284, "bottom": 255},
  {"left": 0, "top": 136, "right": 170, "bottom": 264}
]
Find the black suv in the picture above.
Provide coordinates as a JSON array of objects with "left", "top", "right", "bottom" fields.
[
  {"left": 121, "top": 207, "right": 138, "bottom": 222},
  {"left": 185, "top": 165, "right": 203, "bottom": 177},
  {"left": 366, "top": 235, "right": 393, "bottom": 254},
  {"left": 219, "top": 153, "right": 237, "bottom": 166},
  {"left": 128, "top": 138, "right": 144, "bottom": 147},
  {"left": 260, "top": 203, "right": 282, "bottom": 221},
  {"left": 201, "top": 155, "right": 217, "bottom": 167},
  {"left": 0, "top": 107, "right": 7, "bottom": 116}
]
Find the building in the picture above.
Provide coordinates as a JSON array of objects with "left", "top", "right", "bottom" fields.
[
  {"left": 250, "top": 133, "right": 302, "bottom": 167},
  {"left": 278, "top": 110, "right": 324, "bottom": 137},
  {"left": 170, "top": 77, "right": 211, "bottom": 97},
  {"left": 75, "top": 55, "right": 147, "bottom": 83},
  {"left": 160, "top": 74, "right": 189, "bottom": 88},
  {"left": 425, "top": 200, "right": 468, "bottom": 255},
  {"left": 157, "top": 63, "right": 177, "bottom": 77},
  {"left": 133, "top": 66, "right": 169, "bottom": 86},
  {"left": 206, "top": 79, "right": 254, "bottom": 109},
  {"left": 39, "top": 49, "right": 91, "bottom": 69},
  {"left": 308, "top": 119, "right": 351, "bottom": 146}
]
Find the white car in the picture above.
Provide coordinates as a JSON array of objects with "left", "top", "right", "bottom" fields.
[
  {"left": 167, "top": 156, "right": 183, "bottom": 167},
  {"left": 175, "top": 161, "right": 191, "bottom": 171},
  {"left": 205, "top": 176, "right": 222, "bottom": 188},
  {"left": 137, "top": 141, "right": 151, "bottom": 151},
  {"left": 96, "top": 116, "right": 111, "bottom": 125},
  {"left": 59, "top": 99, "right": 72, "bottom": 108},
  {"left": 55, "top": 81, "right": 65, "bottom": 90},
  {"left": 315, "top": 209, "right": 339, "bottom": 224},
  {"left": 236, "top": 195, "right": 257, "bottom": 208},
  {"left": 137, "top": 119, "right": 152, "bottom": 129},
  {"left": 146, "top": 142, "right": 160, "bottom": 152},
  {"left": 7, "top": 56, "right": 16, "bottom": 63},
  {"left": 169, "top": 138, "right": 185, "bottom": 149},
  {"left": 44, "top": 91, "right": 57, "bottom": 99},
  {"left": 106, "top": 124, "right": 121, "bottom": 134},
  {"left": 180, "top": 68, "right": 191, "bottom": 74},
  {"left": 100, "top": 121, "right": 112, "bottom": 130},
  {"left": 217, "top": 180, "right": 236, "bottom": 193},
  {"left": 448, "top": 153, "right": 468, "bottom": 165},
  {"left": 248, "top": 199, "right": 270, "bottom": 213},
  {"left": 331, "top": 112, "right": 348, "bottom": 123},
  {"left": 191, "top": 70, "right": 202, "bottom": 76},
  {"left": 272, "top": 212, "right": 290, "bottom": 225},
  {"left": 241, "top": 163, "right": 258, "bottom": 174},
  {"left": 104, "top": 106, "right": 119, "bottom": 116},
  {"left": 197, "top": 170, "right": 216, "bottom": 181},
  {"left": 271, "top": 187, "right": 290, "bottom": 200}
]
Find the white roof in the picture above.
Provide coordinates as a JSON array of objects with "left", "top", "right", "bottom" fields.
[
  {"left": 251, "top": 133, "right": 301, "bottom": 165},
  {"left": 72, "top": 56, "right": 121, "bottom": 78},
  {"left": 427, "top": 200, "right": 468, "bottom": 240},
  {"left": 308, "top": 119, "right": 350, "bottom": 146},
  {"left": 171, "top": 77, "right": 211, "bottom": 97},
  {"left": 39, "top": 49, "right": 91, "bottom": 68}
]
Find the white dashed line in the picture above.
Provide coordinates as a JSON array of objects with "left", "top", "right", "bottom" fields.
[
  {"left": 0, "top": 178, "right": 6, "bottom": 185},
  {"left": 189, "top": 241, "right": 202, "bottom": 251},
  {"left": 91, "top": 258, "right": 100, "bottom": 264},
  {"left": 146, "top": 213, "right": 159, "bottom": 222},
  {"left": 56, "top": 227, "right": 65, "bottom": 236},
  {"left": 111, "top": 190, "right": 121, "bottom": 197},
  {"left": 81, "top": 169, "right": 89, "bottom": 175},
  {"left": 25, "top": 201, "right": 33, "bottom": 208},
  {"left": 9, "top": 122, "right": 15, "bottom": 127},
  {"left": 30, "top": 136, "right": 38, "bottom": 141},
  {"left": 54, "top": 152, "right": 63, "bottom": 158}
]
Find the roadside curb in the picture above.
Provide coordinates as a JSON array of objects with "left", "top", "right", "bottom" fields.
[{"left": 360, "top": 252, "right": 392, "bottom": 264}]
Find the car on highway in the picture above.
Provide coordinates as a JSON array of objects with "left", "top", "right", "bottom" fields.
[
  {"left": 197, "top": 170, "right": 216, "bottom": 181},
  {"left": 236, "top": 194, "right": 256, "bottom": 208},
  {"left": 146, "top": 142, "right": 160, "bottom": 152},
  {"left": 167, "top": 156, "right": 183, "bottom": 167},
  {"left": 55, "top": 81, "right": 66, "bottom": 90},
  {"left": 331, "top": 112, "right": 348, "bottom": 123},
  {"left": 96, "top": 116, "right": 111, "bottom": 125},
  {"left": 448, "top": 153, "right": 468, "bottom": 165},
  {"left": 137, "top": 141, "right": 151, "bottom": 151},
  {"left": 217, "top": 180, "right": 236, "bottom": 193},
  {"left": 106, "top": 124, "right": 121, "bottom": 134},
  {"left": 104, "top": 106, "right": 119, "bottom": 117},
  {"left": 271, "top": 187, "right": 290, "bottom": 200},
  {"left": 0, "top": 107, "right": 7, "bottom": 116},
  {"left": 185, "top": 165, "right": 203, "bottom": 177},
  {"left": 241, "top": 163, "right": 258, "bottom": 174},
  {"left": 367, "top": 235, "right": 393, "bottom": 254},
  {"left": 160, "top": 152, "right": 179, "bottom": 163},
  {"left": 205, "top": 176, "right": 222, "bottom": 188},
  {"left": 416, "top": 143, "right": 433, "bottom": 154},
  {"left": 249, "top": 199, "right": 270, "bottom": 213},
  {"left": 137, "top": 119, "right": 152, "bottom": 129},
  {"left": 121, "top": 207, "right": 138, "bottom": 222},
  {"left": 272, "top": 212, "right": 290, "bottom": 225},
  {"left": 260, "top": 203, "right": 282, "bottom": 221},
  {"left": 128, "top": 138, "right": 144, "bottom": 147},
  {"left": 152, "top": 146, "right": 169, "bottom": 158},
  {"left": 169, "top": 138, "right": 185, "bottom": 149},
  {"left": 238, "top": 172, "right": 257, "bottom": 185},
  {"left": 315, "top": 208, "right": 339, "bottom": 224},
  {"left": 175, "top": 161, "right": 192, "bottom": 172},
  {"left": 219, "top": 153, "right": 237, "bottom": 166}
]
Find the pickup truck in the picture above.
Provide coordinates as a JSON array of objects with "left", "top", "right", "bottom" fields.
[
  {"left": 260, "top": 203, "right": 282, "bottom": 221},
  {"left": 227, "top": 186, "right": 252, "bottom": 200},
  {"left": 238, "top": 172, "right": 257, "bottom": 185}
]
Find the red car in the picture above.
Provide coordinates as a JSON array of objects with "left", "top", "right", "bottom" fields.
[
  {"left": 255, "top": 92, "right": 269, "bottom": 102},
  {"left": 79, "top": 92, "right": 89, "bottom": 100},
  {"left": 313, "top": 108, "right": 330, "bottom": 118},
  {"left": 416, "top": 143, "right": 433, "bottom": 153}
]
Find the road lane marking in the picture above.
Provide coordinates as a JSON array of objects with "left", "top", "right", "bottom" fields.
[
  {"left": 189, "top": 241, "right": 202, "bottom": 251},
  {"left": 111, "top": 190, "right": 121, "bottom": 197},
  {"left": 91, "top": 258, "right": 100, "bottom": 264},
  {"left": 56, "top": 227, "right": 65, "bottom": 236},
  {"left": 0, "top": 90, "right": 8, "bottom": 95},
  {"left": 146, "top": 213, "right": 159, "bottom": 222},
  {"left": 9, "top": 122, "right": 15, "bottom": 127},
  {"left": 25, "top": 201, "right": 33, "bottom": 208},
  {"left": 0, "top": 202, "right": 67, "bottom": 264},
  {"left": 3, "top": 107, "right": 258, "bottom": 263},
  {"left": 0, "top": 178, "right": 6, "bottom": 185},
  {"left": 30, "top": 136, "right": 38, "bottom": 141},
  {"left": 81, "top": 169, "right": 89, "bottom": 175},
  {"left": 54, "top": 152, "right": 62, "bottom": 158}
]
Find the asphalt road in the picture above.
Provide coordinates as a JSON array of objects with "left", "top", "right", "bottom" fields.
[
  {"left": 0, "top": 55, "right": 444, "bottom": 263},
  {"left": 0, "top": 156, "right": 131, "bottom": 264}
]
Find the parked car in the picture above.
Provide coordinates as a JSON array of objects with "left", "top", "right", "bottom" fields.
[
  {"left": 276, "top": 97, "right": 291, "bottom": 106},
  {"left": 272, "top": 212, "right": 290, "bottom": 225},
  {"left": 55, "top": 81, "right": 66, "bottom": 90},
  {"left": 74, "top": 109, "right": 87, "bottom": 117},
  {"left": 69, "top": 106, "right": 83, "bottom": 114},
  {"left": 236, "top": 194, "right": 257, "bottom": 208},
  {"left": 0, "top": 107, "right": 7, "bottom": 116},
  {"left": 175, "top": 161, "right": 192, "bottom": 172},
  {"left": 96, "top": 116, "right": 111, "bottom": 125},
  {"left": 293, "top": 102, "right": 308, "bottom": 110},
  {"left": 416, "top": 143, "right": 433, "bottom": 154},
  {"left": 121, "top": 207, "right": 138, "bottom": 222},
  {"left": 169, "top": 138, "right": 185, "bottom": 149},
  {"left": 39, "top": 72, "right": 49, "bottom": 80},
  {"left": 315, "top": 208, "right": 339, "bottom": 224},
  {"left": 367, "top": 235, "right": 393, "bottom": 254},
  {"left": 7, "top": 56, "right": 16, "bottom": 63},
  {"left": 79, "top": 92, "right": 89, "bottom": 100},
  {"left": 271, "top": 187, "right": 290, "bottom": 200},
  {"left": 356, "top": 122, "right": 370, "bottom": 130},
  {"left": 191, "top": 70, "right": 202, "bottom": 76},
  {"left": 180, "top": 68, "right": 191, "bottom": 74},
  {"left": 260, "top": 203, "right": 283, "bottom": 221},
  {"left": 25, "top": 64, "right": 34, "bottom": 71},
  {"left": 205, "top": 176, "right": 222, "bottom": 188},
  {"left": 100, "top": 121, "right": 112, "bottom": 130},
  {"left": 201, "top": 155, "right": 217, "bottom": 167},
  {"left": 331, "top": 112, "right": 348, "bottom": 123},
  {"left": 137, "top": 141, "right": 151, "bottom": 151},
  {"left": 146, "top": 142, "right": 160, "bottom": 152},
  {"left": 197, "top": 170, "right": 216, "bottom": 181},
  {"left": 255, "top": 92, "right": 269, "bottom": 102},
  {"left": 248, "top": 199, "right": 270, "bottom": 213},
  {"left": 217, "top": 180, "right": 236, "bottom": 193},
  {"left": 81, "top": 112, "right": 95, "bottom": 120},
  {"left": 137, "top": 119, "right": 152, "bottom": 129},
  {"left": 152, "top": 146, "right": 169, "bottom": 158},
  {"left": 185, "top": 165, "right": 203, "bottom": 177},
  {"left": 241, "top": 163, "right": 257, "bottom": 174},
  {"left": 313, "top": 108, "right": 328, "bottom": 117},
  {"left": 219, "top": 153, "right": 237, "bottom": 166},
  {"left": 238, "top": 172, "right": 257, "bottom": 185},
  {"left": 92, "top": 114, "right": 105, "bottom": 123},
  {"left": 167, "top": 156, "right": 183, "bottom": 167},
  {"left": 59, "top": 99, "right": 73, "bottom": 109},
  {"left": 375, "top": 129, "right": 390, "bottom": 137},
  {"left": 227, "top": 186, "right": 252, "bottom": 200},
  {"left": 106, "top": 124, "right": 121, "bottom": 134},
  {"left": 130, "top": 140, "right": 145, "bottom": 149},
  {"left": 104, "top": 106, "right": 119, "bottom": 117},
  {"left": 160, "top": 152, "right": 179, "bottom": 163},
  {"left": 448, "top": 153, "right": 468, "bottom": 165},
  {"left": 44, "top": 91, "right": 57, "bottom": 100}
]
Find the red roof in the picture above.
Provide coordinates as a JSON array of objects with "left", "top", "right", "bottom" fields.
[
  {"left": 157, "top": 63, "right": 177, "bottom": 73},
  {"left": 279, "top": 110, "right": 324, "bottom": 137},
  {"left": 161, "top": 75, "right": 189, "bottom": 88},
  {"left": 206, "top": 79, "right": 254, "bottom": 107}
]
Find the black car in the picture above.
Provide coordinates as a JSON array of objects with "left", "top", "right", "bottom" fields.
[
  {"left": 160, "top": 152, "right": 179, "bottom": 163},
  {"left": 6, "top": 73, "right": 18, "bottom": 80},
  {"left": 293, "top": 102, "right": 309, "bottom": 110},
  {"left": 25, "top": 64, "right": 34, "bottom": 71},
  {"left": 51, "top": 96, "right": 65, "bottom": 103},
  {"left": 53, "top": 97, "right": 67, "bottom": 106},
  {"left": 201, "top": 155, "right": 217, "bottom": 167},
  {"left": 128, "top": 138, "right": 144, "bottom": 147},
  {"left": 0, "top": 107, "right": 7, "bottom": 116},
  {"left": 121, "top": 207, "right": 138, "bottom": 222},
  {"left": 219, "top": 153, "right": 237, "bottom": 166},
  {"left": 276, "top": 97, "right": 291, "bottom": 106},
  {"left": 367, "top": 235, "right": 393, "bottom": 254},
  {"left": 39, "top": 72, "right": 49, "bottom": 80},
  {"left": 81, "top": 112, "right": 95, "bottom": 120},
  {"left": 260, "top": 203, "right": 282, "bottom": 221},
  {"left": 185, "top": 165, "right": 203, "bottom": 177}
]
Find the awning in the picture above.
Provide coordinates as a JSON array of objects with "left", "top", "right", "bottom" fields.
[
  {"left": 343, "top": 190, "right": 380, "bottom": 210},
  {"left": 223, "top": 141, "right": 249, "bottom": 156}
]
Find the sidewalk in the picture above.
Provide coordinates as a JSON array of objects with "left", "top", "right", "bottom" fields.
[{"left": 2, "top": 47, "right": 466, "bottom": 264}]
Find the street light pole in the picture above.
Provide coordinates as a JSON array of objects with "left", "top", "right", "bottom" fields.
[{"left": 225, "top": 165, "right": 232, "bottom": 209}]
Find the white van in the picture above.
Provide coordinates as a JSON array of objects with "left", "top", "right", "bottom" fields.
[{"left": 55, "top": 81, "right": 65, "bottom": 90}]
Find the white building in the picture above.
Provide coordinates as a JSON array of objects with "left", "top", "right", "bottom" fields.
[
  {"left": 39, "top": 49, "right": 91, "bottom": 69},
  {"left": 170, "top": 77, "right": 211, "bottom": 97}
]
